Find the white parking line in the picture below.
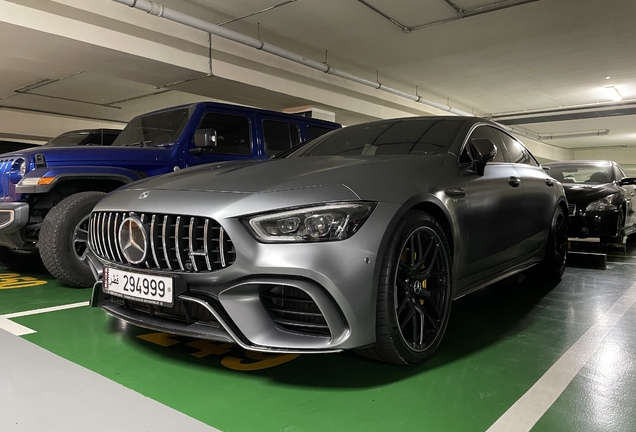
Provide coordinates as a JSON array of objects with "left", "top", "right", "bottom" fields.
[
  {"left": 487, "top": 281, "right": 636, "bottom": 432},
  {"left": 0, "top": 301, "right": 89, "bottom": 336}
]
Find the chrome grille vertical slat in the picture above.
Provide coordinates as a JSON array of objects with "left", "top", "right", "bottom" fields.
[
  {"left": 219, "top": 227, "right": 226, "bottom": 268},
  {"left": 174, "top": 216, "right": 185, "bottom": 271},
  {"left": 139, "top": 214, "right": 150, "bottom": 268},
  {"left": 113, "top": 213, "right": 124, "bottom": 263},
  {"left": 96, "top": 212, "right": 105, "bottom": 258},
  {"left": 106, "top": 213, "right": 115, "bottom": 261},
  {"left": 188, "top": 217, "right": 198, "bottom": 272},
  {"left": 88, "top": 215, "right": 94, "bottom": 253},
  {"left": 203, "top": 219, "right": 212, "bottom": 271},
  {"left": 150, "top": 215, "right": 160, "bottom": 269},
  {"left": 162, "top": 215, "right": 172, "bottom": 270}
]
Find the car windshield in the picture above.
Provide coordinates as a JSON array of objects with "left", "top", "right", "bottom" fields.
[
  {"left": 113, "top": 107, "right": 192, "bottom": 147},
  {"left": 44, "top": 132, "right": 91, "bottom": 147},
  {"left": 288, "top": 118, "right": 463, "bottom": 157},
  {"left": 545, "top": 163, "right": 614, "bottom": 184}
]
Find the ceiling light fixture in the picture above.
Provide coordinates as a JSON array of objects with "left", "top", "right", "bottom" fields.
[{"left": 604, "top": 86, "right": 622, "bottom": 101}]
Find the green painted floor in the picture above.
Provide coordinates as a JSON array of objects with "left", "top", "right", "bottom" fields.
[{"left": 2, "top": 247, "right": 636, "bottom": 431}]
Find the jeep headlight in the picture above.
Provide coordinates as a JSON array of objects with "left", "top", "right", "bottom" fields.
[
  {"left": 243, "top": 202, "right": 376, "bottom": 243},
  {"left": 19, "top": 160, "right": 27, "bottom": 176},
  {"left": 585, "top": 194, "right": 618, "bottom": 212}
]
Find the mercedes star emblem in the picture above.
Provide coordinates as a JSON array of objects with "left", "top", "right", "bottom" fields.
[{"left": 118, "top": 216, "right": 148, "bottom": 264}]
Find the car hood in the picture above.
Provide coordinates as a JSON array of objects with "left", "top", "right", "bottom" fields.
[
  {"left": 123, "top": 155, "right": 444, "bottom": 194},
  {"left": 562, "top": 182, "right": 621, "bottom": 204},
  {"left": 1, "top": 146, "right": 161, "bottom": 164}
]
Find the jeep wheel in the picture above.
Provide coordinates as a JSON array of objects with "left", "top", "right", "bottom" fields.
[{"left": 39, "top": 191, "right": 106, "bottom": 288}]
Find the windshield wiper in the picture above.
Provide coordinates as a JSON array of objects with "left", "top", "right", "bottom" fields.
[{"left": 127, "top": 140, "right": 153, "bottom": 147}]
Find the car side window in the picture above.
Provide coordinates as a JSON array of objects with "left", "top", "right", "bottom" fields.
[
  {"left": 460, "top": 125, "right": 506, "bottom": 163},
  {"left": 496, "top": 131, "right": 539, "bottom": 166},
  {"left": 87, "top": 132, "right": 118, "bottom": 146},
  {"left": 614, "top": 165, "right": 626, "bottom": 181},
  {"left": 197, "top": 112, "right": 251, "bottom": 155},
  {"left": 307, "top": 125, "right": 333, "bottom": 140},
  {"left": 263, "top": 120, "right": 300, "bottom": 157}
]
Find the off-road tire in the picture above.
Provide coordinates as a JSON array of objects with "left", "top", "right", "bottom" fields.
[{"left": 39, "top": 191, "right": 106, "bottom": 288}]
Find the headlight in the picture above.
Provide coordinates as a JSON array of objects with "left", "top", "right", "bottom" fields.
[
  {"left": 585, "top": 194, "right": 618, "bottom": 212},
  {"left": 19, "top": 160, "right": 27, "bottom": 176},
  {"left": 243, "top": 202, "right": 376, "bottom": 243}
]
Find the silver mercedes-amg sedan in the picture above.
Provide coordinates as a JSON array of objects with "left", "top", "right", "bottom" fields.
[{"left": 87, "top": 116, "right": 568, "bottom": 365}]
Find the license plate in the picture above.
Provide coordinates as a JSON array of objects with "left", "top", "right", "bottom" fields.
[{"left": 103, "top": 267, "right": 174, "bottom": 306}]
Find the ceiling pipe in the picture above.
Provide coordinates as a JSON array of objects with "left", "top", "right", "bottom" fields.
[
  {"left": 111, "top": 0, "right": 473, "bottom": 116},
  {"left": 540, "top": 129, "right": 610, "bottom": 140}
]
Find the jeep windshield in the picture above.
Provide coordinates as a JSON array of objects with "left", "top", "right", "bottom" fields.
[
  {"left": 288, "top": 118, "right": 463, "bottom": 157},
  {"left": 113, "top": 107, "right": 192, "bottom": 147}
]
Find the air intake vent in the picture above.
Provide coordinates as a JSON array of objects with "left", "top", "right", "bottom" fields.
[
  {"left": 568, "top": 204, "right": 576, "bottom": 215},
  {"left": 112, "top": 296, "right": 218, "bottom": 325},
  {"left": 89, "top": 211, "right": 236, "bottom": 273},
  {"left": 261, "top": 285, "right": 330, "bottom": 337}
]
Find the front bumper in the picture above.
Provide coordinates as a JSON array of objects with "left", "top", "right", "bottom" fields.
[
  {"left": 568, "top": 209, "right": 620, "bottom": 239},
  {"left": 0, "top": 202, "right": 30, "bottom": 249},
  {"left": 87, "top": 194, "right": 400, "bottom": 353}
]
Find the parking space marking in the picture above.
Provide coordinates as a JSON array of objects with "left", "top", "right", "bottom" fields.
[
  {"left": 0, "top": 301, "right": 89, "bottom": 336},
  {"left": 487, "top": 281, "right": 636, "bottom": 432}
]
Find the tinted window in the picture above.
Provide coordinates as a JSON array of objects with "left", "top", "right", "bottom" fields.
[
  {"left": 44, "top": 132, "right": 90, "bottom": 147},
  {"left": 496, "top": 131, "right": 538, "bottom": 166},
  {"left": 614, "top": 165, "right": 626, "bottom": 181},
  {"left": 307, "top": 125, "right": 333, "bottom": 140},
  {"left": 114, "top": 108, "right": 190, "bottom": 147},
  {"left": 263, "top": 120, "right": 300, "bottom": 156},
  {"left": 543, "top": 163, "right": 613, "bottom": 184},
  {"left": 291, "top": 119, "right": 462, "bottom": 157},
  {"left": 197, "top": 112, "right": 251, "bottom": 155},
  {"left": 462, "top": 126, "right": 506, "bottom": 163},
  {"left": 86, "top": 132, "right": 119, "bottom": 146}
]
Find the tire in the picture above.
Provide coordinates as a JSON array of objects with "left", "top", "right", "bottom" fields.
[
  {"left": 357, "top": 211, "right": 453, "bottom": 365},
  {"left": 38, "top": 191, "right": 106, "bottom": 288},
  {"left": 530, "top": 205, "right": 567, "bottom": 281},
  {"left": 600, "top": 210, "right": 625, "bottom": 244},
  {"left": 0, "top": 246, "right": 44, "bottom": 272}
]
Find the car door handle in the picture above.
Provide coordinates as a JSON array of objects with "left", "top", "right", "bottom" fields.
[
  {"left": 508, "top": 176, "right": 521, "bottom": 187},
  {"left": 545, "top": 178, "right": 555, "bottom": 187}
]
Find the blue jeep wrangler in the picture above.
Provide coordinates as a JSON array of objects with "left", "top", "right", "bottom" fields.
[{"left": 0, "top": 102, "right": 340, "bottom": 287}]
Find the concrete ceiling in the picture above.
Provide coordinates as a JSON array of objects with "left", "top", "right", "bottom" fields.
[{"left": 1, "top": 0, "right": 635, "bottom": 152}]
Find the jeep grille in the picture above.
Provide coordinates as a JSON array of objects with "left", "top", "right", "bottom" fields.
[{"left": 89, "top": 211, "right": 236, "bottom": 272}]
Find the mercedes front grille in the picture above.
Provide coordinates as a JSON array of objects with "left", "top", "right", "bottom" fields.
[{"left": 89, "top": 212, "right": 236, "bottom": 272}]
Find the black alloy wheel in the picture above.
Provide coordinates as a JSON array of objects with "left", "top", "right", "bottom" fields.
[
  {"left": 601, "top": 210, "right": 625, "bottom": 244},
  {"left": 358, "top": 211, "right": 452, "bottom": 365},
  {"left": 531, "top": 205, "right": 568, "bottom": 280},
  {"left": 550, "top": 206, "right": 568, "bottom": 277}
]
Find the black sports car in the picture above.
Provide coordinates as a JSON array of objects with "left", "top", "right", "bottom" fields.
[
  {"left": 543, "top": 160, "right": 636, "bottom": 243},
  {"left": 88, "top": 117, "right": 569, "bottom": 365}
]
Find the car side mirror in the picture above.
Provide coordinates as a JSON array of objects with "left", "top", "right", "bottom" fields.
[
  {"left": 620, "top": 177, "right": 636, "bottom": 186},
  {"left": 468, "top": 138, "right": 497, "bottom": 176},
  {"left": 194, "top": 128, "right": 217, "bottom": 149}
]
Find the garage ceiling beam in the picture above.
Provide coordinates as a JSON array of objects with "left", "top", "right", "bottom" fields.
[
  {"left": 112, "top": 0, "right": 473, "bottom": 116},
  {"left": 358, "top": 0, "right": 544, "bottom": 33}
]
